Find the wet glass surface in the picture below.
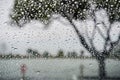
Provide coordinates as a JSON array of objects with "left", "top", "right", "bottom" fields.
[{"left": 0, "top": 0, "right": 120, "bottom": 80}]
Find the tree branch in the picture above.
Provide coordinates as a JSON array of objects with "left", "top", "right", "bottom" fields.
[
  {"left": 109, "top": 34, "right": 120, "bottom": 53},
  {"left": 62, "top": 12, "right": 99, "bottom": 57},
  {"left": 103, "top": 24, "right": 112, "bottom": 55},
  {"left": 96, "top": 26, "right": 106, "bottom": 40},
  {"left": 90, "top": 24, "right": 97, "bottom": 51},
  {"left": 85, "top": 25, "right": 94, "bottom": 48},
  {"left": 91, "top": 9, "right": 108, "bottom": 56},
  {"left": 92, "top": 11, "right": 106, "bottom": 40}
]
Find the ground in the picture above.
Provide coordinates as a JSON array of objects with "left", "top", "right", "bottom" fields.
[{"left": 0, "top": 59, "right": 120, "bottom": 80}]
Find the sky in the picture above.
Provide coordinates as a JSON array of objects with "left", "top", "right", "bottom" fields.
[{"left": 0, "top": 0, "right": 119, "bottom": 55}]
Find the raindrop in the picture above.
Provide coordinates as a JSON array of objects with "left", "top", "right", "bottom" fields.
[
  {"left": 72, "top": 75, "right": 77, "bottom": 80},
  {"left": 89, "top": 63, "right": 92, "bottom": 67},
  {"left": 20, "top": 78, "right": 24, "bottom": 80},
  {"left": 26, "top": 42, "right": 30, "bottom": 43},
  {"left": 36, "top": 71, "right": 40, "bottom": 75},
  {"left": 11, "top": 47, "right": 18, "bottom": 50}
]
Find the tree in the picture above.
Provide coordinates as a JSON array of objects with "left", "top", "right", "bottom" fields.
[
  {"left": 42, "top": 51, "right": 49, "bottom": 58},
  {"left": 27, "top": 48, "right": 40, "bottom": 57},
  {"left": 10, "top": 0, "right": 120, "bottom": 79},
  {"left": 5, "top": 54, "right": 13, "bottom": 59},
  {"left": 90, "top": 0, "right": 120, "bottom": 78},
  {"left": 32, "top": 50, "right": 40, "bottom": 57},
  {"left": 67, "top": 52, "right": 72, "bottom": 58},
  {"left": 27, "top": 48, "right": 32, "bottom": 54},
  {"left": 27, "top": 48, "right": 33, "bottom": 58},
  {"left": 67, "top": 51, "right": 78, "bottom": 58},
  {"left": 80, "top": 50, "right": 84, "bottom": 58},
  {"left": 56, "top": 50, "right": 64, "bottom": 58}
]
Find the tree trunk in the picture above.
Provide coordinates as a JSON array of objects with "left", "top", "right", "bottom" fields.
[
  {"left": 64, "top": 14, "right": 107, "bottom": 80},
  {"left": 98, "top": 57, "right": 106, "bottom": 80}
]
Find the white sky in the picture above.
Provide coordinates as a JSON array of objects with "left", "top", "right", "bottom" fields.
[{"left": 0, "top": 0, "right": 119, "bottom": 55}]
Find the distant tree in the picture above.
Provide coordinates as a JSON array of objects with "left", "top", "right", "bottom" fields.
[
  {"left": 67, "top": 51, "right": 78, "bottom": 58},
  {"left": 56, "top": 50, "right": 64, "bottom": 58},
  {"left": 32, "top": 50, "right": 40, "bottom": 57},
  {"left": 6, "top": 54, "right": 13, "bottom": 59},
  {"left": 27, "top": 48, "right": 32, "bottom": 54},
  {"left": 27, "top": 48, "right": 33, "bottom": 58},
  {"left": 49, "top": 54, "right": 54, "bottom": 58},
  {"left": 27, "top": 48, "right": 40, "bottom": 57},
  {"left": 73, "top": 51, "right": 78, "bottom": 58},
  {"left": 15, "top": 54, "right": 21, "bottom": 58},
  {"left": 67, "top": 52, "right": 71, "bottom": 58},
  {"left": 80, "top": 50, "right": 84, "bottom": 58},
  {"left": 42, "top": 51, "right": 49, "bottom": 58}
]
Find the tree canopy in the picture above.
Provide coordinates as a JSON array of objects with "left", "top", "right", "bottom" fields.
[
  {"left": 10, "top": 0, "right": 120, "bottom": 26},
  {"left": 10, "top": 0, "right": 90, "bottom": 26}
]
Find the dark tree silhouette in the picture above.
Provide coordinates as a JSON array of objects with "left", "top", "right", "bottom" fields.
[
  {"left": 27, "top": 49, "right": 32, "bottom": 54},
  {"left": 56, "top": 50, "right": 64, "bottom": 58},
  {"left": 43, "top": 51, "right": 50, "bottom": 58},
  {"left": 27, "top": 48, "right": 40, "bottom": 57},
  {"left": 67, "top": 51, "right": 78, "bottom": 58},
  {"left": 80, "top": 50, "right": 84, "bottom": 58},
  {"left": 32, "top": 50, "right": 40, "bottom": 57},
  {"left": 10, "top": 0, "right": 120, "bottom": 79}
]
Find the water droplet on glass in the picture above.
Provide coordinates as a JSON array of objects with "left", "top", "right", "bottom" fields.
[
  {"left": 20, "top": 78, "right": 24, "bottom": 80},
  {"left": 36, "top": 71, "right": 40, "bottom": 75},
  {"left": 89, "top": 63, "right": 92, "bottom": 67}
]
